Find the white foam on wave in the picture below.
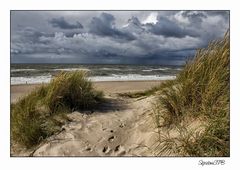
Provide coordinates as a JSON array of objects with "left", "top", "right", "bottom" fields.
[
  {"left": 175, "top": 68, "right": 183, "bottom": 71},
  {"left": 11, "top": 75, "right": 52, "bottom": 85},
  {"left": 89, "top": 74, "right": 176, "bottom": 82},
  {"left": 100, "top": 68, "right": 121, "bottom": 71},
  {"left": 142, "top": 68, "right": 169, "bottom": 72},
  {"left": 11, "top": 69, "right": 36, "bottom": 72},
  {"left": 11, "top": 74, "right": 176, "bottom": 85}
]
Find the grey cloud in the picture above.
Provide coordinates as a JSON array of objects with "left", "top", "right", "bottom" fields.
[
  {"left": 122, "top": 16, "right": 145, "bottom": 34},
  {"left": 11, "top": 29, "right": 202, "bottom": 64},
  {"left": 11, "top": 11, "right": 229, "bottom": 64},
  {"left": 14, "top": 27, "right": 47, "bottom": 43},
  {"left": 49, "top": 17, "right": 83, "bottom": 29},
  {"left": 127, "top": 16, "right": 141, "bottom": 26},
  {"left": 205, "top": 11, "right": 229, "bottom": 20},
  {"left": 88, "top": 12, "right": 135, "bottom": 40},
  {"left": 11, "top": 27, "right": 55, "bottom": 55},
  {"left": 181, "top": 11, "right": 207, "bottom": 26},
  {"left": 148, "top": 16, "right": 198, "bottom": 38}
]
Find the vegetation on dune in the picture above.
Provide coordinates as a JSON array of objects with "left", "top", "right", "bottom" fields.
[
  {"left": 154, "top": 31, "right": 230, "bottom": 156},
  {"left": 11, "top": 71, "right": 103, "bottom": 148},
  {"left": 45, "top": 71, "right": 103, "bottom": 113},
  {"left": 118, "top": 86, "right": 162, "bottom": 98}
]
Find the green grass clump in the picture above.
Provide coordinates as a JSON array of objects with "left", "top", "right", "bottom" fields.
[
  {"left": 45, "top": 71, "right": 103, "bottom": 113},
  {"left": 11, "top": 71, "right": 103, "bottom": 148},
  {"left": 155, "top": 31, "right": 229, "bottom": 156},
  {"left": 11, "top": 86, "right": 55, "bottom": 147}
]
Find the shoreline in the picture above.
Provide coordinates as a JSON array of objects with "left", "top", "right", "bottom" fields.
[
  {"left": 11, "top": 80, "right": 163, "bottom": 103},
  {"left": 11, "top": 79, "right": 164, "bottom": 85}
]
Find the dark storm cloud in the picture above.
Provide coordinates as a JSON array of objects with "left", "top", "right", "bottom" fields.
[
  {"left": 11, "top": 11, "right": 229, "bottom": 65},
  {"left": 181, "top": 11, "right": 207, "bottom": 26},
  {"left": 88, "top": 13, "right": 135, "bottom": 40},
  {"left": 147, "top": 16, "right": 198, "bottom": 38},
  {"left": 205, "top": 11, "right": 230, "bottom": 20},
  {"left": 49, "top": 17, "right": 83, "bottom": 29},
  {"left": 15, "top": 27, "right": 54, "bottom": 43}
]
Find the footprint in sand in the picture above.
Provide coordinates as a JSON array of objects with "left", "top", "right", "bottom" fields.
[
  {"left": 115, "top": 145, "right": 120, "bottom": 152},
  {"left": 85, "top": 147, "right": 92, "bottom": 152},
  {"left": 102, "top": 146, "right": 111, "bottom": 153},
  {"left": 119, "top": 123, "right": 126, "bottom": 128},
  {"left": 108, "top": 136, "right": 115, "bottom": 142},
  {"left": 114, "top": 145, "right": 126, "bottom": 155}
]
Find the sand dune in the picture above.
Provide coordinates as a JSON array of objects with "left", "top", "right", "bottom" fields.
[
  {"left": 11, "top": 80, "right": 205, "bottom": 156},
  {"left": 11, "top": 81, "right": 162, "bottom": 156}
]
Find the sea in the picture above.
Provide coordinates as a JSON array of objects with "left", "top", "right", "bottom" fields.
[{"left": 10, "top": 64, "right": 183, "bottom": 85}]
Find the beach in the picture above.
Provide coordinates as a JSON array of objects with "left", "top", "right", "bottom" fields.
[{"left": 11, "top": 80, "right": 163, "bottom": 103}]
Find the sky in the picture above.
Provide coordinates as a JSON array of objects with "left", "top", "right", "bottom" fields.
[{"left": 11, "top": 10, "right": 229, "bottom": 65}]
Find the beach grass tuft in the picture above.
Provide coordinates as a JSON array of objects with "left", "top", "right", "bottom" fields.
[
  {"left": 118, "top": 85, "right": 162, "bottom": 98},
  {"left": 45, "top": 71, "right": 103, "bottom": 113},
  {"left": 154, "top": 31, "right": 230, "bottom": 156},
  {"left": 11, "top": 71, "right": 103, "bottom": 148}
]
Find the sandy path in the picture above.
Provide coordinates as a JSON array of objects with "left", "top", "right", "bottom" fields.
[{"left": 29, "top": 95, "right": 158, "bottom": 156}]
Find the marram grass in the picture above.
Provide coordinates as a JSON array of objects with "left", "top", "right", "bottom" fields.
[
  {"left": 154, "top": 31, "right": 230, "bottom": 156},
  {"left": 45, "top": 71, "right": 103, "bottom": 113},
  {"left": 11, "top": 71, "right": 103, "bottom": 148}
]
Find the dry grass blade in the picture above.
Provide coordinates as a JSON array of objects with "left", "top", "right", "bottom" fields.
[{"left": 154, "top": 31, "right": 229, "bottom": 156}]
